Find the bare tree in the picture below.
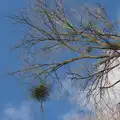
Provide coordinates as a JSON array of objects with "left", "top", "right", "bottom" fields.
[{"left": 10, "top": 0, "right": 120, "bottom": 119}]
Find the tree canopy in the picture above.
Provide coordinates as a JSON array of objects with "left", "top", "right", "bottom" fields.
[{"left": 11, "top": 0, "right": 120, "bottom": 119}]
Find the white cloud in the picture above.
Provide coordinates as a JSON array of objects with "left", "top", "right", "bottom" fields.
[
  {"left": 59, "top": 75, "right": 96, "bottom": 120},
  {"left": 1, "top": 101, "right": 34, "bottom": 120},
  {"left": 60, "top": 75, "right": 94, "bottom": 110},
  {"left": 60, "top": 109, "right": 96, "bottom": 120},
  {"left": 60, "top": 56, "right": 120, "bottom": 120},
  {"left": 61, "top": 112, "right": 86, "bottom": 120}
]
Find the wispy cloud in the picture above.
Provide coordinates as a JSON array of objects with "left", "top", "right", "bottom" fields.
[
  {"left": 60, "top": 57, "right": 120, "bottom": 120},
  {"left": 59, "top": 75, "right": 95, "bottom": 120},
  {"left": 59, "top": 109, "right": 96, "bottom": 120},
  {"left": 60, "top": 75, "right": 94, "bottom": 110},
  {"left": 1, "top": 101, "right": 34, "bottom": 120}
]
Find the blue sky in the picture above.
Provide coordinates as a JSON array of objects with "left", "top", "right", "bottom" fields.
[{"left": 0, "top": 0, "right": 120, "bottom": 120}]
